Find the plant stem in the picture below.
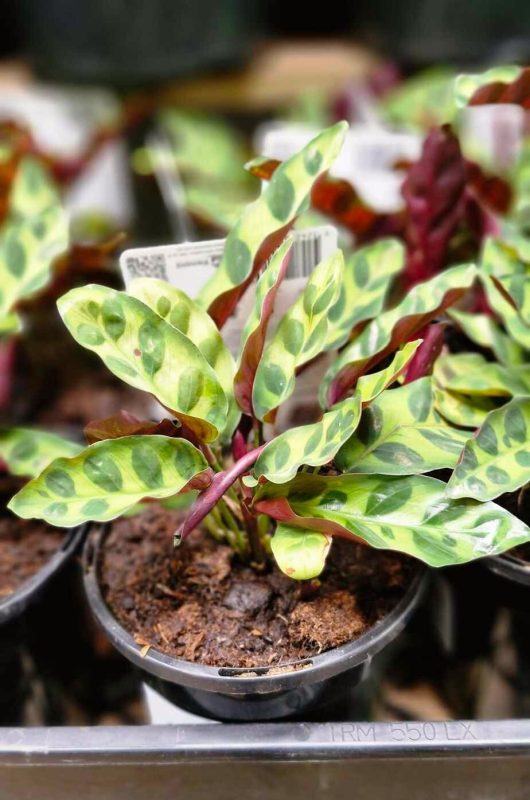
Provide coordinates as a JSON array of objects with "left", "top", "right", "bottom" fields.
[
  {"left": 209, "top": 505, "right": 246, "bottom": 556},
  {"left": 252, "top": 417, "right": 263, "bottom": 448},
  {"left": 202, "top": 513, "right": 226, "bottom": 542},
  {"left": 240, "top": 504, "right": 265, "bottom": 566},
  {"left": 174, "top": 445, "right": 265, "bottom": 547}
]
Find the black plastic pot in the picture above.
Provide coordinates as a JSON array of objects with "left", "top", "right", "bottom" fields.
[
  {"left": 84, "top": 524, "right": 428, "bottom": 722},
  {"left": 487, "top": 552, "right": 530, "bottom": 594},
  {"left": 0, "top": 524, "right": 87, "bottom": 725},
  {"left": 357, "top": 0, "right": 530, "bottom": 68},
  {"left": 22, "top": 0, "right": 259, "bottom": 87},
  {"left": 0, "top": 525, "right": 86, "bottom": 627}
]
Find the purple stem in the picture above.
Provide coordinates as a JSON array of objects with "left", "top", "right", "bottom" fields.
[{"left": 174, "top": 445, "right": 265, "bottom": 545}]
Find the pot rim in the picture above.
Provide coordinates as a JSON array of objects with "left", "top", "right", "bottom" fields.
[
  {"left": 486, "top": 551, "right": 530, "bottom": 587},
  {"left": 0, "top": 523, "right": 86, "bottom": 625},
  {"left": 84, "top": 522, "right": 429, "bottom": 695}
]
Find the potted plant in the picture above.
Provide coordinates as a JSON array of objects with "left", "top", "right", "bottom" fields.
[
  {"left": 0, "top": 128, "right": 154, "bottom": 428},
  {"left": 0, "top": 152, "right": 83, "bottom": 624},
  {"left": 0, "top": 428, "right": 83, "bottom": 624},
  {"left": 433, "top": 233, "right": 530, "bottom": 581},
  {"left": 7, "top": 122, "right": 530, "bottom": 722}
]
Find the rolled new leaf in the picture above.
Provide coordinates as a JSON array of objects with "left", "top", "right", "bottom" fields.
[
  {"left": 197, "top": 122, "right": 348, "bottom": 326},
  {"left": 254, "top": 473, "right": 530, "bottom": 567},
  {"left": 325, "top": 239, "right": 405, "bottom": 351},
  {"left": 8, "top": 435, "right": 210, "bottom": 527},
  {"left": 249, "top": 396, "right": 361, "bottom": 485},
  {"left": 57, "top": 285, "right": 227, "bottom": 442},
  {"left": 252, "top": 249, "right": 344, "bottom": 421},
  {"left": 0, "top": 428, "right": 82, "bottom": 478},
  {"left": 320, "top": 263, "right": 478, "bottom": 408},
  {"left": 447, "top": 397, "right": 530, "bottom": 502},
  {"left": 234, "top": 237, "right": 292, "bottom": 415},
  {"left": 336, "top": 378, "right": 470, "bottom": 475},
  {"left": 128, "top": 277, "right": 240, "bottom": 438},
  {"left": 271, "top": 524, "right": 331, "bottom": 580}
]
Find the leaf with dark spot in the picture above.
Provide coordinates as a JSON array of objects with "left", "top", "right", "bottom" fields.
[
  {"left": 447, "top": 397, "right": 530, "bottom": 501},
  {"left": 254, "top": 472, "right": 530, "bottom": 567},
  {"left": 8, "top": 436, "right": 210, "bottom": 527}
]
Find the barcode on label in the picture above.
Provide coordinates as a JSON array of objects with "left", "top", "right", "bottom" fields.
[
  {"left": 289, "top": 231, "right": 323, "bottom": 278},
  {"left": 120, "top": 226, "right": 337, "bottom": 296},
  {"left": 124, "top": 253, "right": 168, "bottom": 281}
]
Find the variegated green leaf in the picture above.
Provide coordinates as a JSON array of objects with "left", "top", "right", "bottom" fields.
[
  {"left": 234, "top": 237, "right": 292, "bottom": 415},
  {"left": 8, "top": 435, "right": 209, "bottom": 527},
  {"left": 454, "top": 66, "right": 522, "bottom": 108},
  {"left": 482, "top": 277, "right": 530, "bottom": 351},
  {"left": 197, "top": 122, "right": 347, "bottom": 325},
  {"left": 184, "top": 183, "right": 248, "bottom": 231},
  {"left": 499, "top": 225, "right": 530, "bottom": 264},
  {"left": 498, "top": 275, "right": 530, "bottom": 326},
  {"left": 271, "top": 524, "right": 331, "bottom": 580},
  {"left": 250, "top": 347, "right": 422, "bottom": 485},
  {"left": 433, "top": 353, "right": 530, "bottom": 397},
  {"left": 325, "top": 239, "right": 405, "bottom": 351},
  {"left": 250, "top": 396, "right": 361, "bottom": 485},
  {"left": 252, "top": 249, "right": 344, "bottom": 421},
  {"left": 449, "top": 309, "right": 526, "bottom": 366},
  {"left": 447, "top": 397, "right": 530, "bottom": 502},
  {"left": 0, "top": 312, "right": 22, "bottom": 338},
  {"left": 337, "top": 378, "right": 470, "bottom": 475},
  {"left": 320, "top": 263, "right": 478, "bottom": 408},
  {"left": 128, "top": 277, "right": 240, "bottom": 438},
  {"left": 433, "top": 384, "right": 499, "bottom": 428},
  {"left": 512, "top": 141, "right": 530, "bottom": 233},
  {"left": 255, "top": 473, "right": 530, "bottom": 567},
  {"left": 480, "top": 238, "right": 530, "bottom": 350},
  {"left": 0, "top": 428, "right": 82, "bottom": 478},
  {"left": 382, "top": 67, "right": 456, "bottom": 129},
  {"left": 356, "top": 341, "right": 422, "bottom": 404},
  {"left": 481, "top": 236, "right": 527, "bottom": 280},
  {"left": 0, "top": 160, "right": 69, "bottom": 322},
  {"left": 159, "top": 108, "right": 251, "bottom": 185},
  {"left": 57, "top": 285, "right": 227, "bottom": 442},
  {"left": 10, "top": 157, "right": 63, "bottom": 219}
]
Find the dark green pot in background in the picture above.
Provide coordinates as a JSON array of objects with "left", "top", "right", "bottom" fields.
[
  {"left": 23, "top": 0, "right": 259, "bottom": 86},
  {"left": 357, "top": 0, "right": 530, "bottom": 67}
]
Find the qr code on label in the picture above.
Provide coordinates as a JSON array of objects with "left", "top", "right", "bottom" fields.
[{"left": 125, "top": 254, "right": 167, "bottom": 280}]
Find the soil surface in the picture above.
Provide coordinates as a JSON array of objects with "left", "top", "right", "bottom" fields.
[
  {"left": 0, "top": 515, "right": 65, "bottom": 599},
  {"left": 101, "top": 506, "right": 416, "bottom": 669},
  {"left": 0, "top": 476, "right": 65, "bottom": 600}
]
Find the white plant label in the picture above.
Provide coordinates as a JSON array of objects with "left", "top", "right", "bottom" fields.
[
  {"left": 120, "top": 225, "right": 337, "bottom": 298},
  {"left": 254, "top": 122, "right": 421, "bottom": 213}
]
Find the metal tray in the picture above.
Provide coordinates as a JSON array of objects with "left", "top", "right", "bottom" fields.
[
  {"left": 1, "top": 719, "right": 530, "bottom": 800},
  {"left": 1, "top": 563, "right": 530, "bottom": 799}
]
